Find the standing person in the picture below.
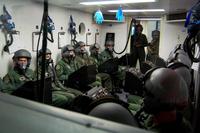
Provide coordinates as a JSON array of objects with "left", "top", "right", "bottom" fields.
[
  {"left": 130, "top": 24, "right": 148, "bottom": 68},
  {"left": 147, "top": 30, "right": 160, "bottom": 62},
  {"left": 2, "top": 49, "right": 35, "bottom": 94}
]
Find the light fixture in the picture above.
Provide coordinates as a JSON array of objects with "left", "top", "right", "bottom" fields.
[
  {"left": 80, "top": 0, "right": 156, "bottom": 5},
  {"left": 135, "top": 18, "right": 161, "bottom": 20},
  {"left": 108, "top": 9, "right": 165, "bottom": 13}
]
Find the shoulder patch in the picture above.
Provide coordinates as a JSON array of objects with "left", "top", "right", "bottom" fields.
[{"left": 56, "top": 65, "right": 61, "bottom": 70}]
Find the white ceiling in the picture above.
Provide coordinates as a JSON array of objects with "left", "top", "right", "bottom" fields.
[{"left": 34, "top": 0, "right": 198, "bottom": 17}]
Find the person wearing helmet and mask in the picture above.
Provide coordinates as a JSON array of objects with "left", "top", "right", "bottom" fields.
[
  {"left": 37, "top": 48, "right": 54, "bottom": 79},
  {"left": 55, "top": 45, "right": 80, "bottom": 85},
  {"left": 37, "top": 48, "right": 82, "bottom": 108},
  {"left": 130, "top": 24, "right": 148, "bottom": 68},
  {"left": 74, "top": 41, "right": 94, "bottom": 66},
  {"left": 89, "top": 43, "right": 101, "bottom": 66},
  {"left": 99, "top": 40, "right": 126, "bottom": 92},
  {"left": 89, "top": 43, "right": 113, "bottom": 91},
  {"left": 2, "top": 49, "right": 34, "bottom": 94},
  {"left": 72, "top": 41, "right": 104, "bottom": 89},
  {"left": 99, "top": 40, "right": 114, "bottom": 64},
  {"left": 135, "top": 68, "right": 192, "bottom": 133}
]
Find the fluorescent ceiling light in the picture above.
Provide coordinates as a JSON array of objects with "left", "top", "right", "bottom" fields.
[
  {"left": 136, "top": 18, "right": 161, "bottom": 20},
  {"left": 108, "top": 9, "right": 165, "bottom": 12},
  {"left": 80, "top": 0, "right": 156, "bottom": 5}
]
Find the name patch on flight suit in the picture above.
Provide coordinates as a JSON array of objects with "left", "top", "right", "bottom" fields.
[
  {"left": 45, "top": 72, "right": 50, "bottom": 77},
  {"left": 56, "top": 65, "right": 60, "bottom": 70},
  {"left": 19, "top": 76, "right": 26, "bottom": 81}
]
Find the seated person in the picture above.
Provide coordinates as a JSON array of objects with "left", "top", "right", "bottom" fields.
[
  {"left": 73, "top": 41, "right": 102, "bottom": 88},
  {"left": 55, "top": 45, "right": 81, "bottom": 84},
  {"left": 89, "top": 43, "right": 101, "bottom": 66},
  {"left": 89, "top": 43, "right": 113, "bottom": 91},
  {"left": 99, "top": 40, "right": 115, "bottom": 64},
  {"left": 2, "top": 49, "right": 35, "bottom": 94},
  {"left": 99, "top": 40, "right": 125, "bottom": 92},
  {"left": 74, "top": 42, "right": 112, "bottom": 91},
  {"left": 131, "top": 68, "right": 192, "bottom": 132},
  {"left": 37, "top": 48, "right": 82, "bottom": 108},
  {"left": 74, "top": 41, "right": 94, "bottom": 66}
]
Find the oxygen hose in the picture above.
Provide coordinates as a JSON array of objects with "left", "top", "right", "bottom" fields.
[
  {"left": 3, "top": 33, "right": 13, "bottom": 53},
  {"left": 47, "top": 31, "right": 54, "bottom": 42},
  {"left": 113, "top": 18, "right": 136, "bottom": 55},
  {"left": 184, "top": 34, "right": 200, "bottom": 62}
]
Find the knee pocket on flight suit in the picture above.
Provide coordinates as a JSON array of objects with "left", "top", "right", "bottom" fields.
[{"left": 52, "top": 91, "right": 75, "bottom": 107}]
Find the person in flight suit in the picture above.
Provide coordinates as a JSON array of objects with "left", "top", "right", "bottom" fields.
[
  {"left": 99, "top": 40, "right": 125, "bottom": 92},
  {"left": 74, "top": 41, "right": 94, "bottom": 66},
  {"left": 99, "top": 40, "right": 115, "bottom": 64},
  {"left": 133, "top": 68, "right": 192, "bottom": 133},
  {"left": 2, "top": 49, "right": 35, "bottom": 94},
  {"left": 74, "top": 41, "right": 102, "bottom": 87},
  {"left": 130, "top": 24, "right": 148, "bottom": 68},
  {"left": 89, "top": 43, "right": 101, "bottom": 66},
  {"left": 147, "top": 30, "right": 160, "bottom": 63},
  {"left": 89, "top": 43, "right": 113, "bottom": 91},
  {"left": 55, "top": 45, "right": 81, "bottom": 84},
  {"left": 37, "top": 48, "right": 82, "bottom": 108}
]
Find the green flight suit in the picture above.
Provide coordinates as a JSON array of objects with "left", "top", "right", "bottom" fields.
[
  {"left": 0, "top": 78, "right": 2, "bottom": 87},
  {"left": 127, "top": 95, "right": 192, "bottom": 133},
  {"left": 99, "top": 49, "right": 125, "bottom": 90},
  {"left": 55, "top": 58, "right": 80, "bottom": 83},
  {"left": 0, "top": 78, "right": 15, "bottom": 94},
  {"left": 147, "top": 39, "right": 160, "bottom": 63},
  {"left": 90, "top": 54, "right": 113, "bottom": 91},
  {"left": 77, "top": 53, "right": 113, "bottom": 91},
  {"left": 37, "top": 62, "right": 82, "bottom": 108},
  {"left": 76, "top": 53, "right": 94, "bottom": 67},
  {"left": 75, "top": 53, "right": 102, "bottom": 88},
  {"left": 147, "top": 39, "right": 159, "bottom": 56},
  {"left": 135, "top": 108, "right": 192, "bottom": 133},
  {"left": 99, "top": 49, "right": 114, "bottom": 64},
  {"left": 90, "top": 54, "right": 100, "bottom": 66},
  {"left": 128, "top": 94, "right": 143, "bottom": 115},
  {"left": 2, "top": 68, "right": 34, "bottom": 94}
]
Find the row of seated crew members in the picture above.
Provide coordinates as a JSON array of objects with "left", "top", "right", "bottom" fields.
[
  {"left": 0, "top": 26, "right": 160, "bottom": 97},
  {"left": 88, "top": 26, "right": 193, "bottom": 133},
  {"left": 0, "top": 41, "right": 118, "bottom": 105},
  {"left": 0, "top": 48, "right": 82, "bottom": 109},
  {"left": 0, "top": 40, "right": 193, "bottom": 133},
  {"left": 1, "top": 35, "right": 192, "bottom": 133},
  {"left": 55, "top": 42, "right": 113, "bottom": 91},
  {"left": 0, "top": 37, "right": 151, "bottom": 98}
]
